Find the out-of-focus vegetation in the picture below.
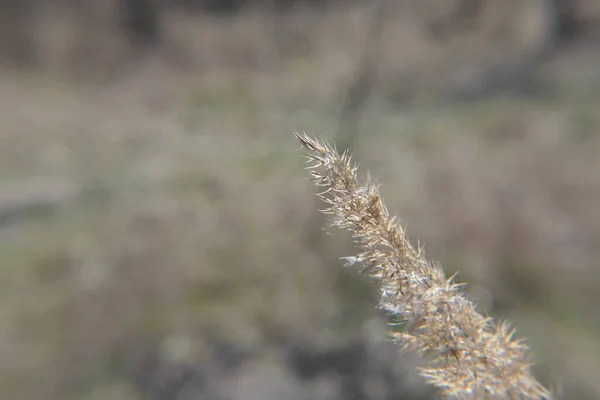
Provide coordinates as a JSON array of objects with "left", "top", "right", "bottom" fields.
[{"left": 1, "top": 1, "right": 600, "bottom": 399}]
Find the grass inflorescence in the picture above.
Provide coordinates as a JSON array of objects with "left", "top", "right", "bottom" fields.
[{"left": 294, "top": 131, "right": 553, "bottom": 399}]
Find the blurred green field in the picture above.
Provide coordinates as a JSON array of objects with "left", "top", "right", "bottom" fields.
[{"left": 1, "top": 2, "right": 600, "bottom": 399}]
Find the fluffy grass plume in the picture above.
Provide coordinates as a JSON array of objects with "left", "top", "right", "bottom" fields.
[{"left": 294, "top": 132, "right": 552, "bottom": 399}]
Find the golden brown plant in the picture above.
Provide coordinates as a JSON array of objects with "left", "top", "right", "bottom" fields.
[{"left": 294, "top": 132, "right": 552, "bottom": 399}]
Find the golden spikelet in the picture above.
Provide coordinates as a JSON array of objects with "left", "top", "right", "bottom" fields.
[{"left": 294, "top": 132, "right": 552, "bottom": 399}]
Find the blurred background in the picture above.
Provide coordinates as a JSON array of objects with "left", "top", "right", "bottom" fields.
[{"left": 1, "top": 0, "right": 600, "bottom": 399}]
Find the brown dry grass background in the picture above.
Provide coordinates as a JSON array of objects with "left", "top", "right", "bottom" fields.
[{"left": 1, "top": 1, "right": 600, "bottom": 399}]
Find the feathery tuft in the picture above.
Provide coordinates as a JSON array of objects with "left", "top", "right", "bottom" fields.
[{"left": 294, "top": 131, "right": 552, "bottom": 399}]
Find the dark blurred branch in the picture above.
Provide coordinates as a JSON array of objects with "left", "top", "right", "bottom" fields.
[
  {"left": 118, "top": 0, "right": 162, "bottom": 47},
  {"left": 0, "top": 0, "right": 35, "bottom": 66},
  {"left": 302, "top": 0, "right": 393, "bottom": 260},
  {"left": 334, "top": 0, "right": 392, "bottom": 151},
  {"left": 547, "top": 0, "right": 579, "bottom": 42}
]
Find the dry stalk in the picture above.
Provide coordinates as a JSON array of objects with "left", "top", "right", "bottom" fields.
[{"left": 294, "top": 132, "right": 552, "bottom": 399}]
